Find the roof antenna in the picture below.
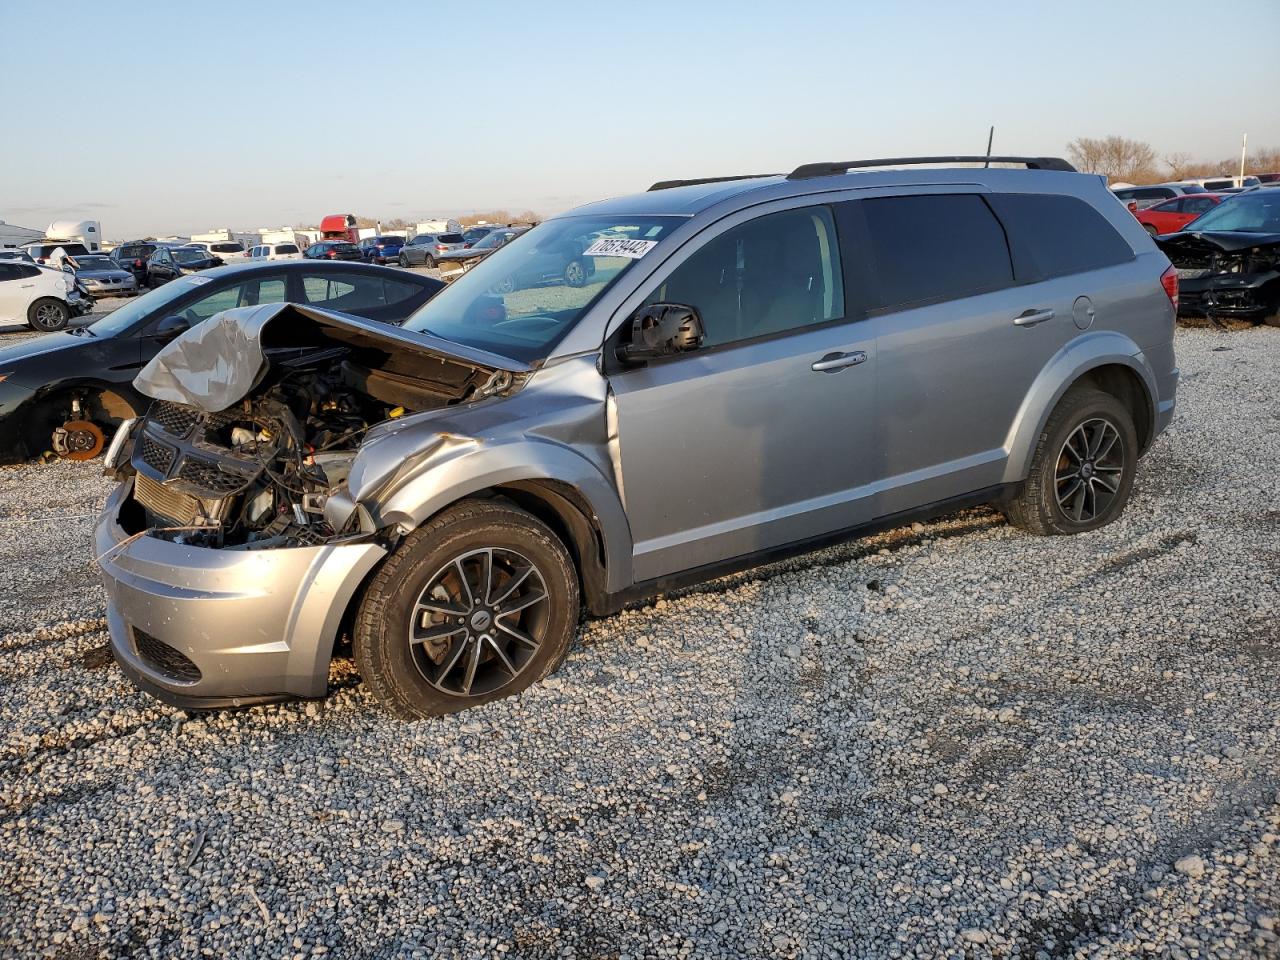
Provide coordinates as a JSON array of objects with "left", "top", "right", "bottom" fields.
[{"left": 984, "top": 126, "right": 995, "bottom": 167}]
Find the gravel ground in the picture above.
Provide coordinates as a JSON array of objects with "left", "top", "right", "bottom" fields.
[{"left": 0, "top": 327, "right": 1276, "bottom": 959}]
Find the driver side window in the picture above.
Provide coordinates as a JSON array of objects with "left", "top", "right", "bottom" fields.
[
  {"left": 183, "top": 276, "right": 288, "bottom": 321},
  {"left": 645, "top": 206, "right": 845, "bottom": 349}
]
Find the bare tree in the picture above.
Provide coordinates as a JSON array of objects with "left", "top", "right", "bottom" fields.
[{"left": 1067, "top": 136, "right": 1159, "bottom": 183}]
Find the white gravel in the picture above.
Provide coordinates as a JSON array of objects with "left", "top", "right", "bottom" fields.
[{"left": 0, "top": 327, "right": 1276, "bottom": 959}]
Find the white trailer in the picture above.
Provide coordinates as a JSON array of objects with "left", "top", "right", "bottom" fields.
[
  {"left": 0, "top": 219, "right": 43, "bottom": 251},
  {"left": 46, "top": 219, "right": 103, "bottom": 252}
]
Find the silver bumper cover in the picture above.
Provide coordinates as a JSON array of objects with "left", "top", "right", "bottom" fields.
[{"left": 95, "top": 480, "right": 386, "bottom": 708}]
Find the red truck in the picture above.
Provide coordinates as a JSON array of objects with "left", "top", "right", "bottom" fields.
[{"left": 320, "top": 214, "right": 359, "bottom": 243}]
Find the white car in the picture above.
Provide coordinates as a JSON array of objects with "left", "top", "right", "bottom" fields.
[
  {"left": 246, "top": 241, "right": 303, "bottom": 261},
  {"left": 0, "top": 261, "right": 86, "bottom": 331},
  {"left": 185, "top": 240, "right": 248, "bottom": 262}
]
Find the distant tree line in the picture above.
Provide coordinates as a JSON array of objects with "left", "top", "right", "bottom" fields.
[{"left": 1065, "top": 135, "right": 1280, "bottom": 184}]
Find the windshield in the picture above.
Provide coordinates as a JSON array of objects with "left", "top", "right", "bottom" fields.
[
  {"left": 84, "top": 275, "right": 207, "bottom": 337},
  {"left": 1184, "top": 191, "right": 1280, "bottom": 233},
  {"left": 402, "top": 215, "right": 680, "bottom": 362},
  {"left": 473, "top": 231, "right": 512, "bottom": 250},
  {"left": 173, "top": 248, "right": 207, "bottom": 263}
]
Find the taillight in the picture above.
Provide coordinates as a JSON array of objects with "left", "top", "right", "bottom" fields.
[
  {"left": 134, "top": 258, "right": 143, "bottom": 268},
  {"left": 436, "top": 244, "right": 447, "bottom": 251},
  {"left": 1160, "top": 264, "right": 1178, "bottom": 309}
]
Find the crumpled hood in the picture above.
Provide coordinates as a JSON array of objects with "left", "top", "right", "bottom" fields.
[
  {"left": 134, "top": 301, "right": 531, "bottom": 413},
  {"left": 1157, "top": 230, "right": 1280, "bottom": 255}
]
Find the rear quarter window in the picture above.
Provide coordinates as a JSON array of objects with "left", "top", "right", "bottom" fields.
[
  {"left": 843, "top": 194, "right": 1014, "bottom": 311},
  {"left": 987, "top": 193, "right": 1135, "bottom": 281}
]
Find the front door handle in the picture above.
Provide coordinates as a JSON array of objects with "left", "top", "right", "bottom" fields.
[
  {"left": 1014, "top": 308, "right": 1055, "bottom": 327},
  {"left": 811, "top": 350, "right": 868, "bottom": 372}
]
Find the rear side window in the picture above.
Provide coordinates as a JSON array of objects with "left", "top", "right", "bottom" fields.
[
  {"left": 847, "top": 194, "right": 1013, "bottom": 311},
  {"left": 987, "top": 193, "right": 1134, "bottom": 281}
]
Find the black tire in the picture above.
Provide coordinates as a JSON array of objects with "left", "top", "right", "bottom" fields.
[
  {"left": 1144, "top": 224, "right": 1159, "bottom": 237},
  {"left": 27, "top": 297, "right": 69, "bottom": 332},
  {"left": 423, "top": 254, "right": 436, "bottom": 269},
  {"left": 398, "top": 253, "right": 409, "bottom": 268},
  {"left": 1005, "top": 387, "right": 1138, "bottom": 536},
  {"left": 354, "top": 500, "right": 580, "bottom": 719}
]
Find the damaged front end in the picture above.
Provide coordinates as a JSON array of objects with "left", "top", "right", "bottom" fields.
[
  {"left": 95, "top": 302, "right": 533, "bottom": 707},
  {"left": 110, "top": 301, "right": 530, "bottom": 549},
  {"left": 1156, "top": 230, "right": 1280, "bottom": 325}
]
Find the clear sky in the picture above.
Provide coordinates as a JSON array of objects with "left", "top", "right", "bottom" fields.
[{"left": 2, "top": 0, "right": 1277, "bottom": 240}]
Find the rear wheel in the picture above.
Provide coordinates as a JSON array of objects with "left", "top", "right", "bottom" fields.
[
  {"left": 423, "top": 254, "right": 436, "bottom": 269},
  {"left": 1005, "top": 387, "right": 1138, "bottom": 535},
  {"left": 28, "top": 298, "right": 70, "bottom": 332},
  {"left": 354, "top": 500, "right": 579, "bottom": 719}
]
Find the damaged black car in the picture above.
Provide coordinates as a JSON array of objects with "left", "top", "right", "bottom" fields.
[{"left": 1155, "top": 190, "right": 1280, "bottom": 326}]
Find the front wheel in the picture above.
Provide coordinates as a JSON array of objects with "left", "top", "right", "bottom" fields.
[
  {"left": 398, "top": 254, "right": 409, "bottom": 267},
  {"left": 1004, "top": 387, "right": 1138, "bottom": 535},
  {"left": 354, "top": 500, "right": 580, "bottom": 719},
  {"left": 28, "top": 298, "right": 70, "bottom": 332}
]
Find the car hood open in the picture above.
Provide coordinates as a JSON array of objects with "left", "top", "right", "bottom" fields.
[
  {"left": 134, "top": 301, "right": 531, "bottom": 413},
  {"left": 1157, "top": 230, "right": 1280, "bottom": 255}
]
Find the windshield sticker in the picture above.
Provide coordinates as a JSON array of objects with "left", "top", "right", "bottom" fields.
[
  {"left": 583, "top": 237, "right": 658, "bottom": 260},
  {"left": 183, "top": 276, "right": 212, "bottom": 286}
]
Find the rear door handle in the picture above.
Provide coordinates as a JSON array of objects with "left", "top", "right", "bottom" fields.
[
  {"left": 1014, "top": 309, "right": 1055, "bottom": 327},
  {"left": 811, "top": 350, "right": 868, "bottom": 372}
]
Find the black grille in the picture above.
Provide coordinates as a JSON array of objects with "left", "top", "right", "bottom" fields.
[
  {"left": 150, "top": 401, "right": 201, "bottom": 438},
  {"left": 177, "top": 457, "right": 252, "bottom": 494},
  {"left": 133, "top": 629, "right": 202, "bottom": 683},
  {"left": 138, "top": 433, "right": 175, "bottom": 475}
]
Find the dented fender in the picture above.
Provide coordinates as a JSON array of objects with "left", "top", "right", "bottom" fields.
[{"left": 369, "top": 436, "right": 634, "bottom": 592}]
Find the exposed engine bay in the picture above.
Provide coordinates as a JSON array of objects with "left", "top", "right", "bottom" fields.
[
  {"left": 1157, "top": 231, "right": 1280, "bottom": 325},
  {"left": 113, "top": 302, "right": 528, "bottom": 548}
]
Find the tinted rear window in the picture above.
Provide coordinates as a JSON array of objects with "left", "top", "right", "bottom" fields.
[
  {"left": 987, "top": 193, "right": 1134, "bottom": 281},
  {"left": 847, "top": 194, "right": 1013, "bottom": 311},
  {"left": 277, "top": 244, "right": 298, "bottom": 254},
  {"left": 209, "top": 242, "right": 243, "bottom": 253},
  {"left": 437, "top": 233, "right": 464, "bottom": 243}
]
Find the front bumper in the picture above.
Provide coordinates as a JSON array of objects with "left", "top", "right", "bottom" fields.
[{"left": 95, "top": 481, "right": 386, "bottom": 709}]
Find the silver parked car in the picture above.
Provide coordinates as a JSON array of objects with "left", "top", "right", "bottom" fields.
[
  {"left": 398, "top": 232, "right": 466, "bottom": 268},
  {"left": 66, "top": 254, "right": 139, "bottom": 298},
  {"left": 96, "top": 155, "right": 1179, "bottom": 718}
]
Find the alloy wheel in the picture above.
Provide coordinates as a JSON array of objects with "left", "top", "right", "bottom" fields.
[
  {"left": 1055, "top": 417, "right": 1124, "bottom": 523},
  {"left": 408, "top": 547, "right": 550, "bottom": 698},
  {"left": 34, "top": 303, "right": 66, "bottom": 330}
]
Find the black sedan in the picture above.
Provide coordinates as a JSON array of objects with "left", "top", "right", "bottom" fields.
[
  {"left": 303, "top": 241, "right": 363, "bottom": 262},
  {"left": 145, "top": 246, "right": 223, "bottom": 287},
  {"left": 0, "top": 261, "right": 444, "bottom": 462}
]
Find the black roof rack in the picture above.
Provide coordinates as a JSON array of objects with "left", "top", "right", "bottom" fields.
[
  {"left": 647, "top": 173, "right": 779, "bottom": 192},
  {"left": 787, "top": 156, "right": 1076, "bottom": 180}
]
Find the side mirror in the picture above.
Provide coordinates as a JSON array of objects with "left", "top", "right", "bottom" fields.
[
  {"left": 154, "top": 315, "right": 190, "bottom": 341},
  {"left": 616, "top": 303, "right": 704, "bottom": 365}
]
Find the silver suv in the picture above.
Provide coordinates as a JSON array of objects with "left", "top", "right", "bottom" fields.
[{"left": 96, "top": 155, "right": 1179, "bottom": 718}]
